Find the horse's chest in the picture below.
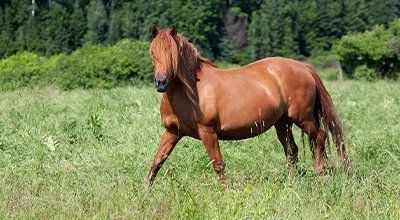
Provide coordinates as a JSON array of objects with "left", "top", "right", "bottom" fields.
[
  {"left": 160, "top": 100, "right": 179, "bottom": 128},
  {"left": 160, "top": 97, "right": 196, "bottom": 133},
  {"left": 160, "top": 112, "right": 179, "bottom": 129}
]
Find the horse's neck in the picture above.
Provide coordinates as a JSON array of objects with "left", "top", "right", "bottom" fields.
[
  {"left": 200, "top": 59, "right": 214, "bottom": 69},
  {"left": 165, "top": 80, "right": 186, "bottom": 101},
  {"left": 165, "top": 72, "right": 198, "bottom": 107},
  {"left": 166, "top": 58, "right": 215, "bottom": 102}
]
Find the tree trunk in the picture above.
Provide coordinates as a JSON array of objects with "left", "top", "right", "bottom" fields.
[
  {"left": 32, "top": 0, "right": 35, "bottom": 17},
  {"left": 338, "top": 61, "right": 343, "bottom": 80}
]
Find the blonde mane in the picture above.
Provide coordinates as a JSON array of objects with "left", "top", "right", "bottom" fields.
[{"left": 150, "top": 28, "right": 213, "bottom": 120}]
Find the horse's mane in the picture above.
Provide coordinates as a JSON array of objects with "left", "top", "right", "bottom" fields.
[{"left": 150, "top": 28, "right": 213, "bottom": 120}]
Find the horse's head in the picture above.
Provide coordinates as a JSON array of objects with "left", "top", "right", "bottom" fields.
[{"left": 149, "top": 25, "right": 179, "bottom": 93}]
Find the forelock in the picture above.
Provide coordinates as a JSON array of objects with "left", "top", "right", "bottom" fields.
[{"left": 150, "top": 30, "right": 179, "bottom": 74}]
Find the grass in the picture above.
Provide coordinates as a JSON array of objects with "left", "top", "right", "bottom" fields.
[{"left": 0, "top": 81, "right": 399, "bottom": 218}]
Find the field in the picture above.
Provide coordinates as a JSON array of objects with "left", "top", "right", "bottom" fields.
[{"left": 0, "top": 81, "right": 399, "bottom": 219}]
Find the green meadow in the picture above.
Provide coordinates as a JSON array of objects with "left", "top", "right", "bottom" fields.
[{"left": 0, "top": 80, "right": 399, "bottom": 219}]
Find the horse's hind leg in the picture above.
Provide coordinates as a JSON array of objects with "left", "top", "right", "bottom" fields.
[
  {"left": 296, "top": 120, "right": 327, "bottom": 173},
  {"left": 274, "top": 117, "right": 298, "bottom": 165}
]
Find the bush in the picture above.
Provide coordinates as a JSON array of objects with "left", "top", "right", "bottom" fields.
[
  {"left": 213, "top": 60, "right": 240, "bottom": 69},
  {"left": 56, "top": 40, "right": 152, "bottom": 89},
  {"left": 318, "top": 68, "right": 341, "bottom": 81},
  {"left": 307, "top": 52, "right": 339, "bottom": 69},
  {"left": 0, "top": 52, "right": 57, "bottom": 90},
  {"left": 353, "top": 65, "right": 379, "bottom": 81},
  {"left": 0, "top": 40, "right": 153, "bottom": 90},
  {"left": 40, "top": 55, "right": 63, "bottom": 85},
  {"left": 334, "top": 19, "right": 400, "bottom": 79}
]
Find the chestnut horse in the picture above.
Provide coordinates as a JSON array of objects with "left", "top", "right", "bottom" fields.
[{"left": 146, "top": 26, "right": 348, "bottom": 186}]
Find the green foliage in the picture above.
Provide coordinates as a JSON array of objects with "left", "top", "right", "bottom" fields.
[
  {"left": 0, "top": 52, "right": 57, "bottom": 90},
  {"left": 70, "top": 1, "right": 86, "bottom": 49},
  {"left": 334, "top": 19, "right": 400, "bottom": 78},
  {"left": 0, "top": 0, "right": 400, "bottom": 86},
  {"left": 0, "top": 82, "right": 399, "bottom": 218},
  {"left": 87, "top": 111, "right": 103, "bottom": 141},
  {"left": 0, "top": 5, "right": 16, "bottom": 57},
  {"left": 56, "top": 40, "right": 152, "bottom": 89},
  {"left": 40, "top": 54, "right": 63, "bottom": 85},
  {"left": 151, "top": 0, "right": 226, "bottom": 58},
  {"left": 318, "top": 68, "right": 341, "bottom": 81},
  {"left": 43, "top": 2, "right": 71, "bottom": 54},
  {"left": 0, "top": 40, "right": 152, "bottom": 90},
  {"left": 247, "top": 0, "right": 400, "bottom": 61},
  {"left": 247, "top": 0, "right": 305, "bottom": 60},
  {"left": 219, "top": 38, "right": 242, "bottom": 64},
  {"left": 353, "top": 65, "right": 379, "bottom": 81},
  {"left": 84, "top": 0, "right": 108, "bottom": 45},
  {"left": 0, "top": 0, "right": 400, "bottom": 62},
  {"left": 213, "top": 60, "right": 241, "bottom": 69},
  {"left": 18, "top": 17, "right": 43, "bottom": 53},
  {"left": 106, "top": 11, "right": 123, "bottom": 45},
  {"left": 229, "top": 7, "right": 247, "bottom": 18},
  {"left": 307, "top": 52, "right": 340, "bottom": 69}
]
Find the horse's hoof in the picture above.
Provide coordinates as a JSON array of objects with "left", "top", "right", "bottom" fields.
[
  {"left": 319, "top": 174, "right": 331, "bottom": 180},
  {"left": 219, "top": 176, "right": 229, "bottom": 188},
  {"left": 314, "top": 166, "right": 325, "bottom": 174},
  {"left": 144, "top": 177, "right": 154, "bottom": 188}
]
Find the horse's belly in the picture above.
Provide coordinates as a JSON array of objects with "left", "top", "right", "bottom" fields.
[
  {"left": 216, "top": 125, "right": 271, "bottom": 140},
  {"left": 216, "top": 104, "right": 283, "bottom": 140}
]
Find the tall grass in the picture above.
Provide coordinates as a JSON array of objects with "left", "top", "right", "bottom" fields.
[{"left": 0, "top": 81, "right": 399, "bottom": 218}]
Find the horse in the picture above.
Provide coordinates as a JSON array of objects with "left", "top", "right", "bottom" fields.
[{"left": 146, "top": 26, "right": 348, "bottom": 186}]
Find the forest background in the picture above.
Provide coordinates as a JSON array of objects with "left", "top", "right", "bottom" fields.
[{"left": 0, "top": 0, "right": 399, "bottom": 89}]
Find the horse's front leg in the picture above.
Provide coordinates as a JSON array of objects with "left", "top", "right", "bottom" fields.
[
  {"left": 198, "top": 127, "right": 227, "bottom": 185},
  {"left": 146, "top": 129, "right": 181, "bottom": 186}
]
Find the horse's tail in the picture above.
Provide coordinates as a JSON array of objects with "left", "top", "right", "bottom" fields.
[{"left": 306, "top": 64, "right": 349, "bottom": 168}]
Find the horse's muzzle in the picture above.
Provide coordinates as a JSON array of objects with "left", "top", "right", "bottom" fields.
[{"left": 155, "top": 77, "right": 168, "bottom": 92}]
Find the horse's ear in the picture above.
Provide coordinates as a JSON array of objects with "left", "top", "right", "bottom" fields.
[
  {"left": 170, "top": 26, "right": 177, "bottom": 36},
  {"left": 150, "top": 25, "right": 158, "bottom": 38}
]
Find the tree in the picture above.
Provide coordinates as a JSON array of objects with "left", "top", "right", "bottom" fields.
[
  {"left": 334, "top": 19, "right": 400, "bottom": 78},
  {"left": 230, "top": 0, "right": 262, "bottom": 16},
  {"left": 43, "top": 1, "right": 71, "bottom": 54},
  {"left": 18, "top": 16, "right": 43, "bottom": 53},
  {"left": 166, "top": 0, "right": 226, "bottom": 58},
  {"left": 247, "top": 8, "right": 270, "bottom": 60},
  {"left": 83, "top": 0, "right": 108, "bottom": 45},
  {"left": 0, "top": 5, "right": 16, "bottom": 57},
  {"left": 70, "top": 0, "right": 87, "bottom": 49},
  {"left": 366, "top": 0, "right": 400, "bottom": 27},
  {"left": 1, "top": 0, "right": 399, "bottom": 60},
  {"left": 0, "top": 7, "right": 3, "bottom": 28},
  {"left": 247, "top": 0, "right": 300, "bottom": 59},
  {"left": 11, "top": 0, "right": 30, "bottom": 52},
  {"left": 106, "top": 5, "right": 122, "bottom": 44},
  {"left": 342, "top": 0, "right": 368, "bottom": 33}
]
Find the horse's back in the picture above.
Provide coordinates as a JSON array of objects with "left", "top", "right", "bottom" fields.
[
  {"left": 253, "top": 57, "right": 318, "bottom": 123},
  {"left": 225, "top": 57, "right": 317, "bottom": 109},
  {"left": 248, "top": 57, "right": 317, "bottom": 97},
  {"left": 249, "top": 57, "right": 315, "bottom": 85}
]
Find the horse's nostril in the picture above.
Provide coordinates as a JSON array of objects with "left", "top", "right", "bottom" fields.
[{"left": 155, "top": 77, "right": 167, "bottom": 91}]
